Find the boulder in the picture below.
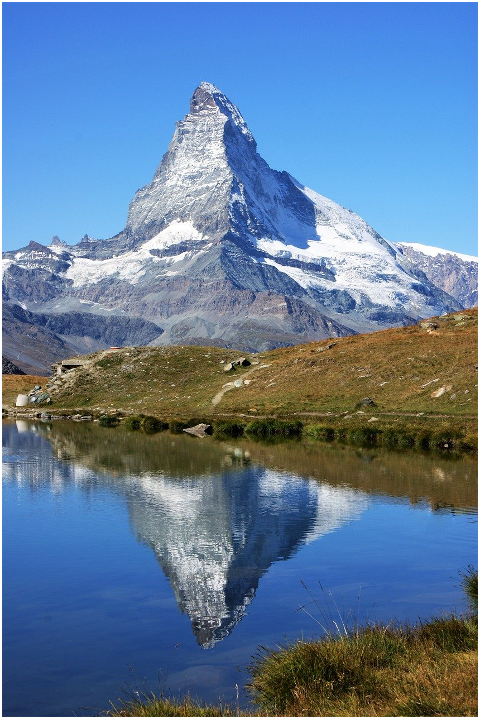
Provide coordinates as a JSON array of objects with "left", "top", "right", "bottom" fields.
[
  {"left": 358, "top": 397, "right": 376, "bottom": 407},
  {"left": 183, "top": 423, "right": 213, "bottom": 438},
  {"left": 234, "top": 357, "right": 251, "bottom": 367}
]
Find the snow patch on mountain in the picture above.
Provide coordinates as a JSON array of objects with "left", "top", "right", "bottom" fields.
[{"left": 65, "top": 220, "right": 205, "bottom": 287}]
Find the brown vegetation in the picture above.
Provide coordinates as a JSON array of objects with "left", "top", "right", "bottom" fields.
[{"left": 3, "top": 310, "right": 477, "bottom": 447}]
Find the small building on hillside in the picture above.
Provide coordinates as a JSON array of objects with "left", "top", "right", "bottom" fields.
[{"left": 52, "top": 358, "right": 88, "bottom": 376}]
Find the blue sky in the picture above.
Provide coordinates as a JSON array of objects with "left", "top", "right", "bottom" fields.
[{"left": 3, "top": 2, "right": 478, "bottom": 255}]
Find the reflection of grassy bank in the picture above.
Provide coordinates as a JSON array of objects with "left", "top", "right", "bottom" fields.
[
  {"left": 212, "top": 415, "right": 476, "bottom": 454},
  {"left": 109, "top": 572, "right": 478, "bottom": 718},
  {"left": 12, "top": 419, "right": 477, "bottom": 510}
]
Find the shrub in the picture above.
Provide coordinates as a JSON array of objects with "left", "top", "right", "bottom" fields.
[
  {"left": 213, "top": 420, "right": 245, "bottom": 438},
  {"left": 381, "top": 428, "right": 401, "bottom": 449},
  {"left": 415, "top": 429, "right": 433, "bottom": 451},
  {"left": 458, "top": 434, "right": 477, "bottom": 454},
  {"left": 169, "top": 420, "right": 188, "bottom": 434},
  {"left": 245, "top": 418, "right": 303, "bottom": 440},
  {"left": 98, "top": 415, "right": 120, "bottom": 427},
  {"left": 348, "top": 426, "right": 381, "bottom": 447},
  {"left": 460, "top": 566, "right": 478, "bottom": 613},
  {"left": 430, "top": 430, "right": 463, "bottom": 452},
  {"left": 305, "top": 424, "right": 335, "bottom": 442},
  {"left": 124, "top": 416, "right": 142, "bottom": 430},
  {"left": 142, "top": 416, "right": 168, "bottom": 434},
  {"left": 394, "top": 431, "right": 416, "bottom": 449}
]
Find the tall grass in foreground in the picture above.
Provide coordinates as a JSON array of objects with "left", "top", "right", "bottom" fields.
[
  {"left": 109, "top": 694, "right": 247, "bottom": 717},
  {"left": 248, "top": 616, "right": 477, "bottom": 717},
  {"left": 108, "top": 570, "right": 477, "bottom": 717}
]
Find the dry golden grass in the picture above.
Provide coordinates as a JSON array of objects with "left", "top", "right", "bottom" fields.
[
  {"left": 248, "top": 616, "right": 478, "bottom": 717},
  {"left": 3, "top": 311, "right": 477, "bottom": 439}
]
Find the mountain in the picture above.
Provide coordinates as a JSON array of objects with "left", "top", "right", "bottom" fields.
[
  {"left": 2, "top": 356, "right": 25, "bottom": 375},
  {"left": 3, "top": 82, "right": 476, "bottom": 374}
]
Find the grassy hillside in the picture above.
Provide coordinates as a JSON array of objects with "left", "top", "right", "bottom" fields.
[{"left": 3, "top": 310, "right": 477, "bottom": 443}]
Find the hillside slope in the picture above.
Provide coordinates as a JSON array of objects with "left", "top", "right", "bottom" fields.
[{"left": 6, "top": 310, "right": 476, "bottom": 423}]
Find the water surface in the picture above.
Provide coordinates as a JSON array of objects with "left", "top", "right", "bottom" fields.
[{"left": 3, "top": 420, "right": 477, "bottom": 716}]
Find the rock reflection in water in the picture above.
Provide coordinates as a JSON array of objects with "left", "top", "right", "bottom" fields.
[{"left": 3, "top": 421, "right": 368, "bottom": 647}]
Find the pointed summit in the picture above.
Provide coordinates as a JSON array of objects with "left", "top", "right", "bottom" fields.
[
  {"left": 189, "top": 82, "right": 222, "bottom": 113},
  {"left": 189, "top": 82, "right": 255, "bottom": 144}
]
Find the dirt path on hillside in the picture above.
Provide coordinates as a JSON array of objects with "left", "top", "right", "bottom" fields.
[{"left": 211, "top": 364, "right": 271, "bottom": 406}]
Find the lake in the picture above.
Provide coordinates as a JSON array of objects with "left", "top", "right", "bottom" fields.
[{"left": 2, "top": 419, "right": 477, "bottom": 717}]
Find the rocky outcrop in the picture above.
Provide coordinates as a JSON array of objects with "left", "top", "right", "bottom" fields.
[{"left": 2, "top": 303, "right": 163, "bottom": 375}]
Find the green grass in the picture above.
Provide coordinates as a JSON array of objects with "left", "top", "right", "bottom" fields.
[
  {"left": 98, "top": 415, "right": 120, "bottom": 427},
  {"left": 301, "top": 416, "right": 477, "bottom": 455},
  {"left": 461, "top": 566, "right": 478, "bottom": 613},
  {"left": 245, "top": 418, "right": 303, "bottom": 440},
  {"left": 212, "top": 419, "right": 246, "bottom": 439}
]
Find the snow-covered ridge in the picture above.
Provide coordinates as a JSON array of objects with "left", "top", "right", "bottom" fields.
[{"left": 398, "top": 242, "right": 478, "bottom": 263}]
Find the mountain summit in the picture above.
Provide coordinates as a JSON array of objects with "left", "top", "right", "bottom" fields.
[
  {"left": 3, "top": 83, "right": 477, "bottom": 373},
  {"left": 124, "top": 81, "right": 316, "bottom": 249}
]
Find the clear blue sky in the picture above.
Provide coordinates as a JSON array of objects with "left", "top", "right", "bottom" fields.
[{"left": 3, "top": 2, "right": 478, "bottom": 255}]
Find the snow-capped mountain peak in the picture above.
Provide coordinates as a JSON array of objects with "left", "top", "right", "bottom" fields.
[{"left": 2, "top": 82, "right": 476, "bottom": 372}]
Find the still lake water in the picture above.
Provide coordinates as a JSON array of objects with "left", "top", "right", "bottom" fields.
[{"left": 3, "top": 419, "right": 477, "bottom": 717}]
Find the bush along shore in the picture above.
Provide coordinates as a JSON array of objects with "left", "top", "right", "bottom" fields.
[
  {"left": 3, "top": 407, "right": 477, "bottom": 455},
  {"left": 108, "top": 570, "right": 478, "bottom": 717},
  {"left": 36, "top": 413, "right": 475, "bottom": 456}
]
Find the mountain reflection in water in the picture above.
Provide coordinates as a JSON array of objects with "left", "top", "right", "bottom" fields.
[
  {"left": 128, "top": 467, "right": 366, "bottom": 646},
  {"left": 4, "top": 420, "right": 477, "bottom": 648},
  {"left": 5, "top": 421, "right": 369, "bottom": 646}
]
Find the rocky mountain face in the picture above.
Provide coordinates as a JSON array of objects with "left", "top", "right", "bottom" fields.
[
  {"left": 397, "top": 243, "right": 477, "bottom": 309},
  {"left": 2, "top": 356, "right": 25, "bottom": 375},
  {"left": 3, "top": 82, "right": 476, "bottom": 373}
]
